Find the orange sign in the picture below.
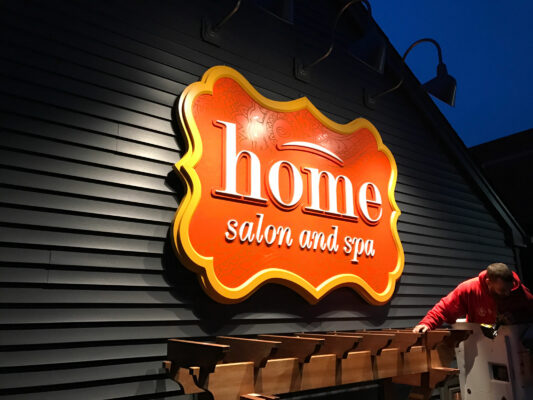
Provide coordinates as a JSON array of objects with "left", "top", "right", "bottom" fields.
[{"left": 172, "top": 66, "right": 404, "bottom": 304}]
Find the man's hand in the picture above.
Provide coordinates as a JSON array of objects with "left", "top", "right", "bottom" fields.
[{"left": 412, "top": 324, "right": 429, "bottom": 333}]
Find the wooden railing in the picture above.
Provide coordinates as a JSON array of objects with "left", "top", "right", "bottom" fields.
[{"left": 164, "top": 328, "right": 472, "bottom": 400}]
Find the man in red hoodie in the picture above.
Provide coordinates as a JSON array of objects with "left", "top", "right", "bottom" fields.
[{"left": 413, "top": 263, "right": 533, "bottom": 333}]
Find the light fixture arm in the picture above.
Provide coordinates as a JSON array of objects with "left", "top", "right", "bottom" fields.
[
  {"left": 294, "top": 0, "right": 365, "bottom": 80},
  {"left": 202, "top": 0, "right": 242, "bottom": 45},
  {"left": 212, "top": 0, "right": 242, "bottom": 32},
  {"left": 366, "top": 38, "right": 443, "bottom": 104},
  {"left": 305, "top": 0, "right": 364, "bottom": 70}
]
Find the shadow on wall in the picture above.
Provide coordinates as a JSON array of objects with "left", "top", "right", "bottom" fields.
[{"left": 160, "top": 234, "right": 393, "bottom": 336}]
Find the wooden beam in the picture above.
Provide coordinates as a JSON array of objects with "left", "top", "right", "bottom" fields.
[
  {"left": 331, "top": 332, "right": 393, "bottom": 356},
  {"left": 425, "top": 330, "right": 451, "bottom": 350},
  {"left": 295, "top": 333, "right": 362, "bottom": 359},
  {"left": 167, "top": 339, "right": 229, "bottom": 386},
  {"left": 257, "top": 334, "right": 323, "bottom": 363},
  {"left": 387, "top": 331, "right": 421, "bottom": 353},
  {"left": 216, "top": 336, "right": 280, "bottom": 368}
]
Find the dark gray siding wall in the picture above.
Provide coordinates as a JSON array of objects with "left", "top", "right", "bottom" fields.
[{"left": 0, "top": 0, "right": 516, "bottom": 398}]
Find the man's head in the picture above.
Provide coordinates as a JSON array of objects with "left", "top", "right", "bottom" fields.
[{"left": 485, "top": 263, "right": 514, "bottom": 298}]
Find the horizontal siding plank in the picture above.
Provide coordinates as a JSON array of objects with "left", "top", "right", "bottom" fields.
[
  {"left": 0, "top": 379, "right": 182, "bottom": 400},
  {"left": 402, "top": 242, "right": 514, "bottom": 263},
  {"left": 1, "top": 41, "right": 177, "bottom": 106},
  {"left": 0, "top": 314, "right": 431, "bottom": 349},
  {"left": 399, "top": 231, "right": 513, "bottom": 257},
  {"left": 396, "top": 284, "right": 456, "bottom": 296},
  {"left": 0, "top": 361, "right": 168, "bottom": 390},
  {"left": 0, "top": 6, "right": 200, "bottom": 86},
  {"left": 0, "top": 21, "right": 185, "bottom": 96},
  {"left": 0, "top": 76, "right": 174, "bottom": 135},
  {"left": 0, "top": 303, "right": 452, "bottom": 328},
  {"left": 0, "top": 207, "right": 169, "bottom": 239},
  {"left": 398, "top": 213, "right": 505, "bottom": 240},
  {"left": 2, "top": 129, "right": 174, "bottom": 176},
  {"left": 0, "top": 110, "right": 179, "bottom": 156},
  {"left": 0, "top": 226, "right": 165, "bottom": 255},
  {"left": 0, "top": 288, "right": 179, "bottom": 305},
  {"left": 395, "top": 172, "right": 487, "bottom": 206},
  {"left": 50, "top": 250, "right": 164, "bottom": 271},
  {"left": 0, "top": 267, "right": 48, "bottom": 284},
  {"left": 401, "top": 253, "right": 510, "bottom": 271},
  {"left": 0, "top": 268, "right": 169, "bottom": 287},
  {"left": 47, "top": 270, "right": 170, "bottom": 288},
  {"left": 0, "top": 168, "right": 178, "bottom": 209},
  {"left": 396, "top": 188, "right": 488, "bottom": 218},
  {"left": 0, "top": 247, "right": 50, "bottom": 264},
  {"left": 0, "top": 362, "right": 167, "bottom": 392},
  {"left": 118, "top": 124, "right": 180, "bottom": 151},
  {"left": 0, "top": 287, "right": 446, "bottom": 307},
  {"left": 0, "top": 307, "right": 198, "bottom": 325},
  {"left": 0, "top": 149, "right": 171, "bottom": 193},
  {"left": 398, "top": 202, "right": 501, "bottom": 231},
  {"left": 0, "top": 187, "right": 175, "bottom": 223},
  {"left": 0, "top": 56, "right": 173, "bottom": 120},
  {"left": 0, "top": 93, "right": 119, "bottom": 137},
  {"left": 397, "top": 220, "right": 506, "bottom": 246}
]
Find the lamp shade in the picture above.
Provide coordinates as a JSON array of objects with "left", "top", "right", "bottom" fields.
[{"left": 422, "top": 62, "right": 457, "bottom": 106}]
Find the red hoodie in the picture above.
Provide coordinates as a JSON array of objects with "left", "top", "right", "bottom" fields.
[{"left": 419, "top": 270, "right": 533, "bottom": 329}]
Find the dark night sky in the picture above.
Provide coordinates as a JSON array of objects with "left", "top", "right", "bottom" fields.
[{"left": 371, "top": 0, "right": 532, "bottom": 147}]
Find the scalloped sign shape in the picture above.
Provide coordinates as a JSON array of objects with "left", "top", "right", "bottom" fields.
[{"left": 172, "top": 66, "right": 404, "bottom": 305}]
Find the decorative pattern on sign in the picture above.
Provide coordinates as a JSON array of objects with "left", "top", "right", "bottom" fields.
[{"left": 172, "top": 66, "right": 404, "bottom": 304}]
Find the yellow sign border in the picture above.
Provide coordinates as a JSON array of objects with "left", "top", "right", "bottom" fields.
[{"left": 172, "top": 65, "right": 404, "bottom": 305}]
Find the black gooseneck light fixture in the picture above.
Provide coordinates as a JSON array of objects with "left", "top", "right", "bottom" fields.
[
  {"left": 294, "top": 0, "right": 387, "bottom": 82},
  {"left": 365, "top": 38, "right": 457, "bottom": 108}
]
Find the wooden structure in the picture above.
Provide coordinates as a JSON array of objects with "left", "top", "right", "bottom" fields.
[{"left": 164, "top": 329, "right": 472, "bottom": 400}]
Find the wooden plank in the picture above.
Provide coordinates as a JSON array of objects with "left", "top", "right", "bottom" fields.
[
  {"left": 207, "top": 362, "right": 255, "bottom": 400},
  {"left": 167, "top": 339, "right": 229, "bottom": 386},
  {"left": 426, "top": 330, "right": 451, "bottom": 350},
  {"left": 387, "top": 331, "right": 421, "bottom": 353},
  {"left": 257, "top": 335, "right": 323, "bottom": 363},
  {"left": 401, "top": 346, "right": 427, "bottom": 375},
  {"left": 375, "top": 348, "right": 400, "bottom": 379},
  {"left": 301, "top": 354, "right": 336, "bottom": 390},
  {"left": 331, "top": 332, "right": 393, "bottom": 356},
  {"left": 255, "top": 358, "right": 300, "bottom": 395},
  {"left": 296, "top": 333, "right": 361, "bottom": 358},
  {"left": 216, "top": 336, "right": 280, "bottom": 368},
  {"left": 340, "top": 351, "right": 374, "bottom": 384}
]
